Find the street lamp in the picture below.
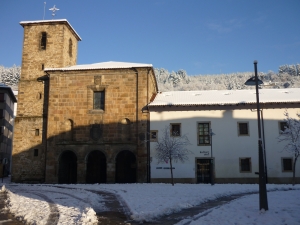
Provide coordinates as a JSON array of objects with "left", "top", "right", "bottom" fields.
[
  {"left": 210, "top": 129, "right": 216, "bottom": 185},
  {"left": 244, "top": 61, "right": 268, "bottom": 211}
]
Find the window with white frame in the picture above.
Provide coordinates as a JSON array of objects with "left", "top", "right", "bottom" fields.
[
  {"left": 279, "top": 121, "right": 288, "bottom": 133},
  {"left": 238, "top": 122, "right": 249, "bottom": 136},
  {"left": 239, "top": 157, "right": 251, "bottom": 172},
  {"left": 282, "top": 158, "right": 293, "bottom": 172},
  {"left": 150, "top": 130, "right": 158, "bottom": 142},
  {"left": 198, "top": 122, "right": 210, "bottom": 145},
  {"left": 170, "top": 124, "right": 181, "bottom": 136}
]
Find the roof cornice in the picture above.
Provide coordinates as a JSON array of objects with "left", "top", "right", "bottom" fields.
[{"left": 20, "top": 19, "right": 81, "bottom": 41}]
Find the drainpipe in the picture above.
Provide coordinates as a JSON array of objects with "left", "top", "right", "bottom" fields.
[{"left": 38, "top": 72, "right": 50, "bottom": 183}]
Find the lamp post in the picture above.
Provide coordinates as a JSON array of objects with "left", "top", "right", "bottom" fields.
[
  {"left": 210, "top": 129, "right": 215, "bottom": 185},
  {"left": 244, "top": 61, "right": 268, "bottom": 211}
]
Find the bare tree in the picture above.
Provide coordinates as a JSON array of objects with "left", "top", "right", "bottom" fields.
[
  {"left": 277, "top": 111, "right": 300, "bottom": 185},
  {"left": 154, "top": 126, "right": 192, "bottom": 186}
]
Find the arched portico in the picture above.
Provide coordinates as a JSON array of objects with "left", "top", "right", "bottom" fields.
[
  {"left": 58, "top": 150, "right": 77, "bottom": 184},
  {"left": 86, "top": 150, "right": 107, "bottom": 183},
  {"left": 115, "top": 150, "right": 136, "bottom": 183}
]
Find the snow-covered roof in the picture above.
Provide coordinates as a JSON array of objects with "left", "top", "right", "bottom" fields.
[
  {"left": 149, "top": 88, "right": 300, "bottom": 106},
  {"left": 44, "top": 61, "right": 153, "bottom": 71},
  {"left": 20, "top": 19, "right": 81, "bottom": 41}
]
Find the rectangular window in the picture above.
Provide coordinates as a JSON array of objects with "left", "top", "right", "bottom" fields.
[
  {"left": 41, "top": 32, "right": 47, "bottom": 50},
  {"left": 0, "top": 93, "right": 4, "bottom": 102},
  {"left": 170, "top": 124, "right": 181, "bottom": 136},
  {"left": 35, "top": 129, "right": 39, "bottom": 136},
  {"left": 282, "top": 158, "right": 293, "bottom": 172},
  {"left": 94, "top": 91, "right": 105, "bottom": 110},
  {"left": 0, "top": 109, "right": 3, "bottom": 119},
  {"left": 34, "top": 149, "right": 39, "bottom": 157},
  {"left": 238, "top": 122, "right": 249, "bottom": 136},
  {"left": 150, "top": 130, "right": 158, "bottom": 142},
  {"left": 198, "top": 122, "right": 210, "bottom": 145},
  {"left": 240, "top": 158, "right": 251, "bottom": 172},
  {"left": 279, "top": 121, "right": 288, "bottom": 133}
]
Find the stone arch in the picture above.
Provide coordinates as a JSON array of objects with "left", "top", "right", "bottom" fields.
[
  {"left": 58, "top": 150, "right": 77, "bottom": 184},
  {"left": 86, "top": 150, "right": 107, "bottom": 184},
  {"left": 115, "top": 150, "right": 136, "bottom": 183}
]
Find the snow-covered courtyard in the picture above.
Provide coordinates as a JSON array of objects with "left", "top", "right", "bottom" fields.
[{"left": 1, "top": 178, "right": 300, "bottom": 224}]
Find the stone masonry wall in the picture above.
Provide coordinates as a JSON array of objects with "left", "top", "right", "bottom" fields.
[
  {"left": 12, "top": 21, "right": 79, "bottom": 182},
  {"left": 45, "top": 67, "right": 157, "bottom": 183}
]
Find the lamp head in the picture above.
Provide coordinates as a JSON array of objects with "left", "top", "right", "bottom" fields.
[{"left": 245, "top": 76, "right": 263, "bottom": 86}]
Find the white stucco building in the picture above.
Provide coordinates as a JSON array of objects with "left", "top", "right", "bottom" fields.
[{"left": 149, "top": 88, "right": 300, "bottom": 184}]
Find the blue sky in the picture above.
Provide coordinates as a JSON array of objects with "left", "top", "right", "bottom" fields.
[{"left": 1, "top": 0, "right": 299, "bottom": 75}]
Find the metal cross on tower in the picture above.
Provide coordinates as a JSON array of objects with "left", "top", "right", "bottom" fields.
[{"left": 49, "top": 5, "right": 59, "bottom": 18}]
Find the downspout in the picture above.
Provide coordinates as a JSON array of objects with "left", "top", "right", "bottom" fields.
[{"left": 38, "top": 72, "right": 50, "bottom": 183}]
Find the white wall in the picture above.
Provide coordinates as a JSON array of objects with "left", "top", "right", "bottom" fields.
[{"left": 150, "top": 106, "right": 300, "bottom": 182}]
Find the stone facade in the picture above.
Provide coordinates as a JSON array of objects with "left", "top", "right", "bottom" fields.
[{"left": 12, "top": 19, "right": 157, "bottom": 183}]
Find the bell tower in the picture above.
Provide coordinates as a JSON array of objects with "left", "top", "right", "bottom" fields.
[{"left": 12, "top": 20, "right": 81, "bottom": 182}]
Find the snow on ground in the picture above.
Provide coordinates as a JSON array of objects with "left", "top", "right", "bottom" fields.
[
  {"left": 1, "top": 177, "right": 299, "bottom": 225},
  {"left": 64, "top": 183, "right": 300, "bottom": 222},
  {"left": 2, "top": 181, "right": 106, "bottom": 224},
  {"left": 175, "top": 190, "right": 300, "bottom": 225}
]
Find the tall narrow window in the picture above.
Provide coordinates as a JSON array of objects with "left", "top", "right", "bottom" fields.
[
  {"left": 41, "top": 32, "right": 47, "bottom": 50},
  {"left": 94, "top": 91, "right": 105, "bottom": 110},
  {"left": 198, "top": 122, "right": 210, "bottom": 145},
  {"left": 69, "top": 38, "right": 73, "bottom": 57},
  {"left": 35, "top": 129, "right": 39, "bottom": 136}
]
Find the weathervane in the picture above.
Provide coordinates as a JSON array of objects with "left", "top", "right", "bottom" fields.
[
  {"left": 49, "top": 5, "right": 59, "bottom": 19},
  {"left": 43, "top": 2, "right": 46, "bottom": 20}
]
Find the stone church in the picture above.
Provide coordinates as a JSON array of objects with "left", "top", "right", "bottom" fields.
[{"left": 12, "top": 19, "right": 158, "bottom": 183}]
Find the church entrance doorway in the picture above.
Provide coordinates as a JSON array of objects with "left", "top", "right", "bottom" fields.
[
  {"left": 86, "top": 150, "right": 106, "bottom": 183},
  {"left": 58, "top": 151, "right": 77, "bottom": 184},
  {"left": 115, "top": 150, "right": 136, "bottom": 183}
]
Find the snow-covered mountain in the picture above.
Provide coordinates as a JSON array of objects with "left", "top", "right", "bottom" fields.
[{"left": 1, "top": 64, "right": 300, "bottom": 92}]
